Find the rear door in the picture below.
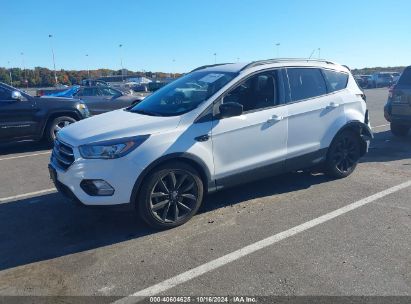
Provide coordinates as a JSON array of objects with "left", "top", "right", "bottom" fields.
[
  {"left": 285, "top": 68, "right": 346, "bottom": 170},
  {"left": 0, "top": 87, "right": 38, "bottom": 141}
]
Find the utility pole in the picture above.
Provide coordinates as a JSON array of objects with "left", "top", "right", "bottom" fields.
[
  {"left": 172, "top": 59, "right": 176, "bottom": 78},
  {"left": 20, "top": 52, "right": 28, "bottom": 88},
  {"left": 213, "top": 53, "right": 217, "bottom": 64},
  {"left": 7, "top": 61, "right": 12, "bottom": 86},
  {"left": 275, "top": 43, "right": 281, "bottom": 58},
  {"left": 48, "top": 34, "right": 58, "bottom": 86},
  {"left": 318, "top": 48, "right": 321, "bottom": 59},
  {"left": 85, "top": 54, "right": 90, "bottom": 78},
  {"left": 119, "top": 44, "right": 124, "bottom": 82}
]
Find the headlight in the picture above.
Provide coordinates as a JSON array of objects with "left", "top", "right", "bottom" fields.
[
  {"left": 79, "top": 135, "right": 149, "bottom": 159},
  {"left": 76, "top": 102, "right": 90, "bottom": 117}
]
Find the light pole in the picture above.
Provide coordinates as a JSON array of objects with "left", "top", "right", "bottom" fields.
[
  {"left": 318, "top": 48, "right": 321, "bottom": 59},
  {"left": 119, "top": 44, "right": 124, "bottom": 82},
  {"left": 85, "top": 54, "right": 90, "bottom": 78},
  {"left": 237, "top": 57, "right": 240, "bottom": 63},
  {"left": 20, "top": 52, "right": 28, "bottom": 88},
  {"left": 7, "top": 61, "right": 12, "bottom": 86},
  {"left": 48, "top": 34, "right": 58, "bottom": 86},
  {"left": 172, "top": 59, "right": 176, "bottom": 78},
  {"left": 275, "top": 43, "right": 281, "bottom": 58},
  {"left": 213, "top": 53, "right": 217, "bottom": 64}
]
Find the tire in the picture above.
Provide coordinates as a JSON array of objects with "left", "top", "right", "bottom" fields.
[
  {"left": 390, "top": 123, "right": 409, "bottom": 137},
  {"left": 136, "top": 161, "right": 204, "bottom": 229},
  {"left": 325, "top": 130, "right": 362, "bottom": 179},
  {"left": 44, "top": 116, "right": 77, "bottom": 145}
]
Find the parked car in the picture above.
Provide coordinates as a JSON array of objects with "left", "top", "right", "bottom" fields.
[
  {"left": 354, "top": 75, "right": 367, "bottom": 89},
  {"left": 371, "top": 72, "right": 394, "bottom": 88},
  {"left": 388, "top": 72, "right": 401, "bottom": 84},
  {"left": 72, "top": 86, "right": 145, "bottom": 115},
  {"left": 49, "top": 59, "right": 372, "bottom": 229},
  {"left": 45, "top": 85, "right": 81, "bottom": 98},
  {"left": 81, "top": 79, "right": 109, "bottom": 87},
  {"left": 384, "top": 66, "right": 411, "bottom": 136},
  {"left": 44, "top": 85, "right": 146, "bottom": 115},
  {"left": 0, "top": 82, "right": 90, "bottom": 144}
]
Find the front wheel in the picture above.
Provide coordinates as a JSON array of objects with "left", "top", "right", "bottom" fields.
[
  {"left": 325, "top": 131, "right": 361, "bottom": 179},
  {"left": 137, "top": 162, "right": 204, "bottom": 229},
  {"left": 45, "top": 116, "right": 76, "bottom": 144},
  {"left": 390, "top": 123, "right": 409, "bottom": 137}
]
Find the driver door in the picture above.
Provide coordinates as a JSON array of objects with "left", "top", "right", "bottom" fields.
[
  {"left": 211, "top": 70, "right": 288, "bottom": 188},
  {"left": 0, "top": 87, "right": 38, "bottom": 141}
]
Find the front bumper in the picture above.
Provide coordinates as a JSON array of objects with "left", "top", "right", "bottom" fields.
[{"left": 49, "top": 156, "right": 144, "bottom": 206}]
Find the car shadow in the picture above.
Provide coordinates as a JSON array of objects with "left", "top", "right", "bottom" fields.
[
  {"left": 0, "top": 141, "right": 51, "bottom": 156},
  {"left": 361, "top": 130, "right": 411, "bottom": 163},
  {"left": 0, "top": 171, "right": 331, "bottom": 272}
]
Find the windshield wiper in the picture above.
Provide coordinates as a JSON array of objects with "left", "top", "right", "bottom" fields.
[{"left": 129, "top": 109, "right": 163, "bottom": 116}]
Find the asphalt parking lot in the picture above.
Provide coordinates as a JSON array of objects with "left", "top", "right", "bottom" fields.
[{"left": 0, "top": 89, "right": 410, "bottom": 301}]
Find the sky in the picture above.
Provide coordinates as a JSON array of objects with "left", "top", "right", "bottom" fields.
[{"left": 1, "top": 0, "right": 410, "bottom": 73}]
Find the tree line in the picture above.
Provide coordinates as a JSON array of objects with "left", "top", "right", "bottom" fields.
[{"left": 0, "top": 67, "right": 178, "bottom": 88}]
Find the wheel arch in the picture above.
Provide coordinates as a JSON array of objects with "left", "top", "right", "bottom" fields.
[
  {"left": 330, "top": 120, "right": 373, "bottom": 157},
  {"left": 130, "top": 153, "right": 214, "bottom": 206},
  {"left": 41, "top": 111, "right": 81, "bottom": 138}
]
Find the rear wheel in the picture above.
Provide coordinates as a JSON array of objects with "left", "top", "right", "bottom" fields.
[
  {"left": 325, "top": 131, "right": 361, "bottom": 179},
  {"left": 390, "top": 123, "right": 409, "bottom": 137},
  {"left": 137, "top": 162, "right": 204, "bottom": 229},
  {"left": 45, "top": 116, "right": 76, "bottom": 144}
]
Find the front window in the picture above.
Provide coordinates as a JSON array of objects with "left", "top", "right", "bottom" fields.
[{"left": 130, "top": 71, "right": 238, "bottom": 116}]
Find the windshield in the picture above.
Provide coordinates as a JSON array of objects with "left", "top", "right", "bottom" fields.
[{"left": 129, "top": 71, "right": 238, "bottom": 116}]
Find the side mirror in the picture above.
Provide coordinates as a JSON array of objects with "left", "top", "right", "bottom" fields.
[
  {"left": 219, "top": 102, "right": 243, "bottom": 118},
  {"left": 11, "top": 91, "right": 22, "bottom": 101}
]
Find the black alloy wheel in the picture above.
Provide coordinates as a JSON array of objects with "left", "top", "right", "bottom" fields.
[
  {"left": 326, "top": 131, "right": 361, "bottom": 178},
  {"left": 137, "top": 162, "right": 203, "bottom": 229}
]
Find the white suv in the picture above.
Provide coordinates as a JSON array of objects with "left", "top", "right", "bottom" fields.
[{"left": 49, "top": 59, "right": 372, "bottom": 229}]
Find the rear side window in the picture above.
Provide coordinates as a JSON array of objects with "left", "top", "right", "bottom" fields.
[
  {"left": 322, "top": 69, "right": 349, "bottom": 92},
  {"left": 287, "top": 68, "right": 327, "bottom": 102},
  {"left": 398, "top": 68, "right": 411, "bottom": 86}
]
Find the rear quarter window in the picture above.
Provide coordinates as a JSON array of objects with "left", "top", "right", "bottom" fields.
[
  {"left": 322, "top": 69, "right": 349, "bottom": 92},
  {"left": 398, "top": 68, "right": 411, "bottom": 86}
]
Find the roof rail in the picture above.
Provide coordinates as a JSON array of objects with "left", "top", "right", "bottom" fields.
[
  {"left": 190, "top": 63, "right": 233, "bottom": 72},
  {"left": 240, "top": 58, "right": 336, "bottom": 71}
]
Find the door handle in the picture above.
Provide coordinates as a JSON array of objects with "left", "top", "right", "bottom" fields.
[
  {"left": 326, "top": 102, "right": 340, "bottom": 109},
  {"left": 267, "top": 115, "right": 283, "bottom": 123}
]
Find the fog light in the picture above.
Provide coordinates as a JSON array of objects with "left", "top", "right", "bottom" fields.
[{"left": 80, "top": 179, "right": 115, "bottom": 196}]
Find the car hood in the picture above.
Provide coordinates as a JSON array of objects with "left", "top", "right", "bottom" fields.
[{"left": 58, "top": 109, "right": 181, "bottom": 146}]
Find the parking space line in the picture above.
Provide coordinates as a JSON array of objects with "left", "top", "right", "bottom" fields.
[
  {"left": 114, "top": 180, "right": 411, "bottom": 304},
  {"left": 371, "top": 123, "right": 389, "bottom": 129},
  {"left": 0, "top": 188, "right": 56, "bottom": 203},
  {"left": 0, "top": 151, "right": 51, "bottom": 161}
]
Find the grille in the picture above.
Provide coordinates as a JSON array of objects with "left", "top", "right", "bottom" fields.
[{"left": 52, "top": 139, "right": 75, "bottom": 170}]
